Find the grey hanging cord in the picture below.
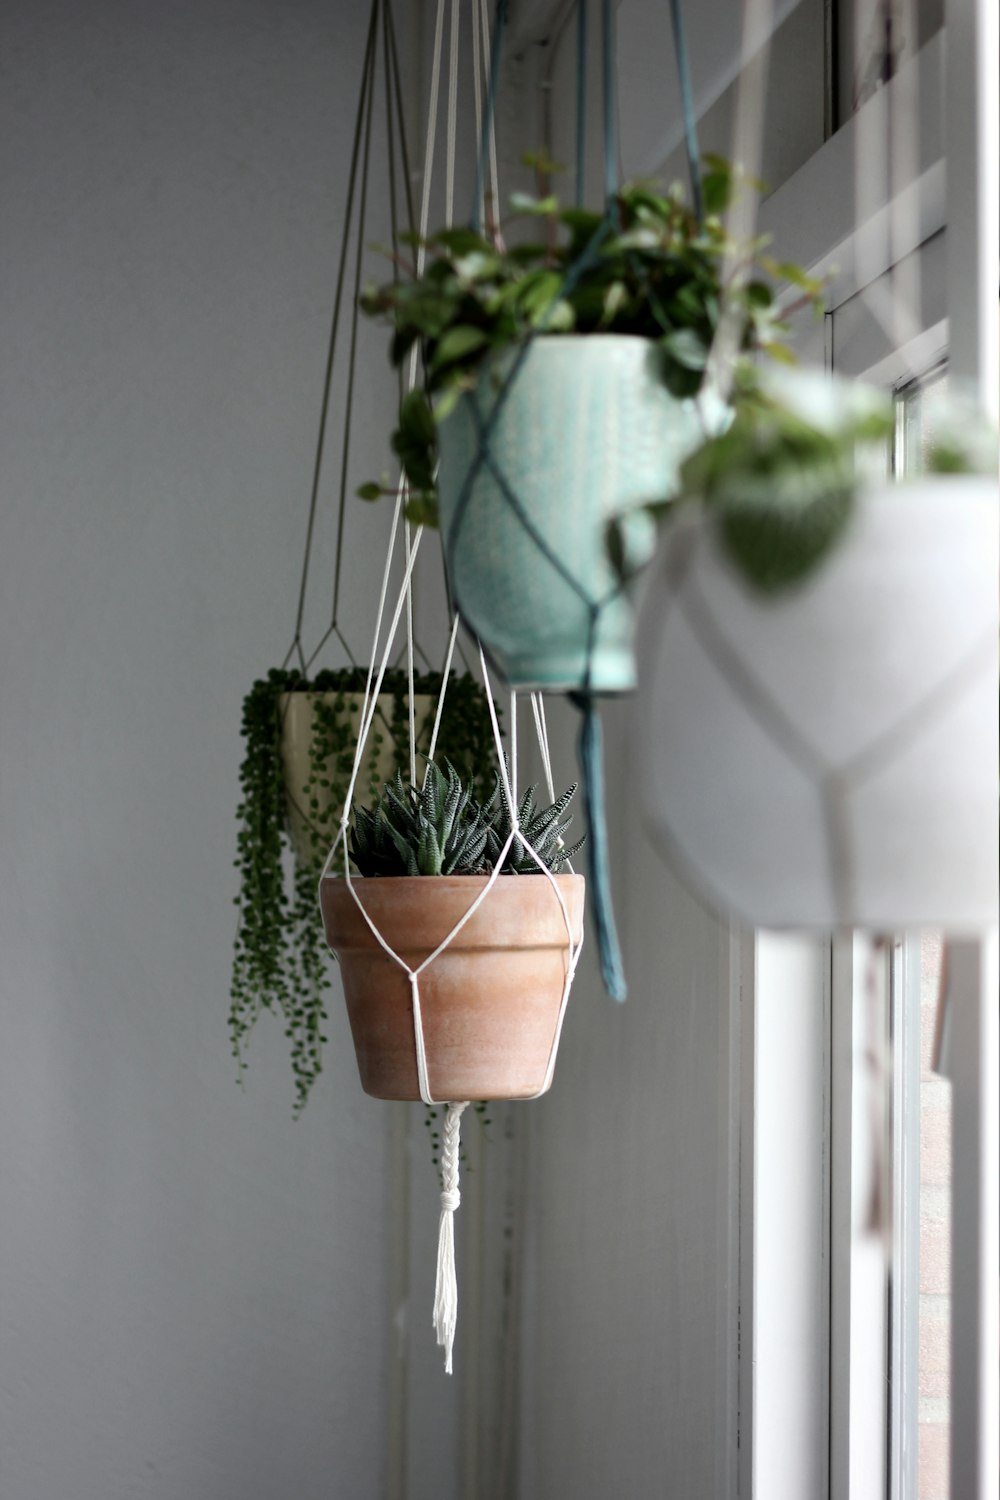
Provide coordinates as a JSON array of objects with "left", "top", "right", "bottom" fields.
[
  {"left": 284, "top": 0, "right": 432, "bottom": 678},
  {"left": 471, "top": 0, "right": 507, "bottom": 234},
  {"left": 385, "top": 2, "right": 417, "bottom": 235},
  {"left": 384, "top": 5, "right": 402, "bottom": 412},
  {"left": 285, "top": 0, "right": 380, "bottom": 672},
  {"left": 667, "top": 0, "right": 703, "bottom": 223},
  {"left": 331, "top": 12, "right": 379, "bottom": 627},
  {"left": 600, "top": 0, "right": 619, "bottom": 212},
  {"left": 575, "top": 0, "right": 588, "bottom": 207}
]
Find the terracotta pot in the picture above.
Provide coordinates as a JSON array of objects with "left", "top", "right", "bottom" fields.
[
  {"left": 280, "top": 691, "right": 435, "bottom": 867},
  {"left": 320, "top": 873, "right": 586, "bottom": 1100}
]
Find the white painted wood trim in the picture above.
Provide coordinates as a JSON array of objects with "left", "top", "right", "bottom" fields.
[
  {"left": 829, "top": 935, "right": 895, "bottom": 1500},
  {"left": 736, "top": 927, "right": 757, "bottom": 1500},
  {"left": 724, "top": 927, "right": 753, "bottom": 1499},
  {"left": 944, "top": 0, "right": 999, "bottom": 412},
  {"left": 942, "top": 934, "right": 1000, "bottom": 1500},
  {"left": 888, "top": 937, "right": 921, "bottom": 1500},
  {"left": 751, "top": 932, "right": 832, "bottom": 1500}
]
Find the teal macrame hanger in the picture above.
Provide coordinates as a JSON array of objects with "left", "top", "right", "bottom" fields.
[{"left": 450, "top": 0, "right": 704, "bottom": 1002}]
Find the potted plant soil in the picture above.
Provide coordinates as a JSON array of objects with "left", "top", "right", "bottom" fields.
[{"left": 320, "top": 759, "right": 586, "bottom": 1101}]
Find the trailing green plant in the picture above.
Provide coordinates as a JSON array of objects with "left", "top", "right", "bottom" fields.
[
  {"left": 229, "top": 667, "right": 498, "bottom": 1113},
  {"left": 349, "top": 758, "right": 584, "bottom": 879},
  {"left": 357, "top": 157, "right": 823, "bottom": 525}
]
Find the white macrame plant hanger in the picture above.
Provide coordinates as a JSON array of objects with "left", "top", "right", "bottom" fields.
[{"left": 318, "top": 0, "right": 584, "bottom": 1376}]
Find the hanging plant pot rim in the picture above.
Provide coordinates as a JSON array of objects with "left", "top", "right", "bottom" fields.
[
  {"left": 467, "top": 332, "right": 663, "bottom": 364},
  {"left": 322, "top": 872, "right": 585, "bottom": 952}
]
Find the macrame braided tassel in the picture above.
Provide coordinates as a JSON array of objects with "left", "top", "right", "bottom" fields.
[{"left": 433, "top": 1100, "right": 469, "bottom": 1374}]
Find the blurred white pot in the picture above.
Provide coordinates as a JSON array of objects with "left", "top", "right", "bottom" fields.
[{"left": 635, "top": 477, "right": 998, "bottom": 930}]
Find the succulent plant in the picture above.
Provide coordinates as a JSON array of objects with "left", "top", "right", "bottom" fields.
[
  {"left": 483, "top": 777, "right": 584, "bottom": 875},
  {"left": 349, "top": 759, "right": 583, "bottom": 878}
]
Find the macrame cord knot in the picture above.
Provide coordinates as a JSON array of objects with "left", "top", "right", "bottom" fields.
[{"left": 433, "top": 1100, "right": 469, "bottom": 1374}]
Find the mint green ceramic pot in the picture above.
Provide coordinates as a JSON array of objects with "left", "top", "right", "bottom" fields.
[{"left": 436, "top": 335, "right": 707, "bottom": 692}]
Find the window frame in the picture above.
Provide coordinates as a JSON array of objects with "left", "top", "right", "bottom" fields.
[{"left": 748, "top": 19, "right": 998, "bottom": 1498}]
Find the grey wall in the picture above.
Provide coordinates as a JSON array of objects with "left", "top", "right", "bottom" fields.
[
  {"left": 0, "top": 3, "right": 842, "bottom": 1497},
  {"left": 0, "top": 3, "right": 423, "bottom": 1495}
]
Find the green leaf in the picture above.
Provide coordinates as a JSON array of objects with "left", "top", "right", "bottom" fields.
[
  {"left": 356, "top": 482, "right": 383, "bottom": 501},
  {"left": 432, "top": 226, "right": 494, "bottom": 256},
  {"left": 508, "top": 191, "right": 560, "bottom": 216},
  {"left": 433, "top": 384, "right": 463, "bottom": 422},
  {"left": 758, "top": 256, "right": 824, "bottom": 295},
  {"left": 430, "top": 324, "right": 490, "bottom": 371},
  {"left": 701, "top": 170, "right": 732, "bottom": 216},
  {"left": 760, "top": 341, "right": 797, "bottom": 365},
  {"left": 545, "top": 298, "right": 576, "bottom": 332},
  {"left": 403, "top": 494, "right": 440, "bottom": 528},
  {"left": 558, "top": 207, "right": 604, "bottom": 235},
  {"left": 600, "top": 280, "right": 628, "bottom": 326},
  {"left": 520, "top": 148, "right": 565, "bottom": 175},
  {"left": 745, "top": 280, "right": 773, "bottom": 309},
  {"left": 662, "top": 327, "right": 709, "bottom": 371},
  {"left": 396, "top": 387, "right": 436, "bottom": 450},
  {"left": 517, "top": 270, "right": 563, "bottom": 326}
]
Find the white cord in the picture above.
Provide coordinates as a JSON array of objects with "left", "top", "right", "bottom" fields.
[
  {"left": 404, "top": 518, "right": 417, "bottom": 786},
  {"left": 426, "top": 612, "right": 462, "bottom": 773},
  {"left": 433, "top": 1100, "right": 469, "bottom": 1373},
  {"left": 531, "top": 692, "right": 556, "bottom": 802},
  {"left": 509, "top": 691, "right": 518, "bottom": 808}
]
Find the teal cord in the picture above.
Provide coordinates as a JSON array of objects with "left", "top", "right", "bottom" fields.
[
  {"left": 668, "top": 0, "right": 703, "bottom": 222},
  {"left": 570, "top": 692, "right": 627, "bottom": 1001},
  {"left": 471, "top": 0, "right": 508, "bottom": 232}
]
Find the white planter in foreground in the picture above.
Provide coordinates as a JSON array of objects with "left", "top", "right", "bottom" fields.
[{"left": 635, "top": 477, "right": 998, "bottom": 931}]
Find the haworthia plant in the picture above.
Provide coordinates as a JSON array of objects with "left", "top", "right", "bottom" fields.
[{"left": 349, "top": 758, "right": 584, "bottom": 879}]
